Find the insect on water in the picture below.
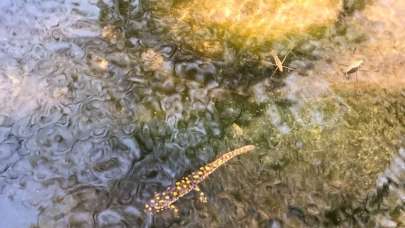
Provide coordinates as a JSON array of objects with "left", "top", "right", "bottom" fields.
[
  {"left": 344, "top": 59, "right": 364, "bottom": 79},
  {"left": 271, "top": 50, "right": 285, "bottom": 73},
  {"left": 261, "top": 48, "right": 295, "bottom": 77}
]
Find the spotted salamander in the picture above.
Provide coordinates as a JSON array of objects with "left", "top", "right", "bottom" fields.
[{"left": 144, "top": 145, "right": 255, "bottom": 214}]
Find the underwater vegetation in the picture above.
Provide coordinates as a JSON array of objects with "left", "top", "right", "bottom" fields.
[{"left": 145, "top": 0, "right": 343, "bottom": 57}]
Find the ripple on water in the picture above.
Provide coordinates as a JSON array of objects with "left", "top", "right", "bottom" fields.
[
  {"left": 0, "top": 137, "right": 20, "bottom": 174},
  {"left": 38, "top": 186, "right": 110, "bottom": 228}
]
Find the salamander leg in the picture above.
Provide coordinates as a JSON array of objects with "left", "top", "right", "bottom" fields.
[
  {"left": 199, "top": 191, "right": 208, "bottom": 203},
  {"left": 169, "top": 204, "right": 179, "bottom": 216},
  {"left": 194, "top": 186, "right": 208, "bottom": 203}
]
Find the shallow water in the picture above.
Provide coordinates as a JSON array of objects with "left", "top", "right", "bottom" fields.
[{"left": 0, "top": 0, "right": 404, "bottom": 227}]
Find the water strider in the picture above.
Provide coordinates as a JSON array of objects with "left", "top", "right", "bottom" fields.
[{"left": 344, "top": 59, "right": 364, "bottom": 79}]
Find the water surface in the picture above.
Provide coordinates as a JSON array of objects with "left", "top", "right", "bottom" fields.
[{"left": 0, "top": 0, "right": 404, "bottom": 227}]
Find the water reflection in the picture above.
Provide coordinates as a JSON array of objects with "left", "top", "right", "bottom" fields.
[{"left": 0, "top": 0, "right": 403, "bottom": 227}]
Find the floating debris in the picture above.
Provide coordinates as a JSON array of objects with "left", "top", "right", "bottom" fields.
[
  {"left": 144, "top": 145, "right": 256, "bottom": 214},
  {"left": 231, "top": 123, "right": 244, "bottom": 137},
  {"left": 141, "top": 49, "right": 165, "bottom": 72}
]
